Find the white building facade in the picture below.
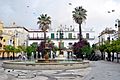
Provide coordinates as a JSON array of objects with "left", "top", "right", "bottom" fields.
[
  {"left": 2, "top": 25, "right": 95, "bottom": 48},
  {"left": 28, "top": 28, "right": 95, "bottom": 48}
]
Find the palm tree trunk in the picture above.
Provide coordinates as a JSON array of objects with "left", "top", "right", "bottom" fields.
[
  {"left": 44, "top": 31, "right": 46, "bottom": 43},
  {"left": 2, "top": 52, "right": 5, "bottom": 59},
  {"left": 43, "top": 31, "right": 46, "bottom": 59},
  {"left": 13, "top": 52, "right": 15, "bottom": 60},
  {"left": 79, "top": 23, "right": 82, "bottom": 41}
]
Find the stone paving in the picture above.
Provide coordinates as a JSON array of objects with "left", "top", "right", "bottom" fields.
[
  {"left": 0, "top": 60, "right": 91, "bottom": 80},
  {"left": 83, "top": 61, "right": 120, "bottom": 80},
  {"left": 0, "top": 61, "right": 120, "bottom": 80}
]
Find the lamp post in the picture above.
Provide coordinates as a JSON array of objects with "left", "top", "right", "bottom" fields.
[
  {"left": 12, "top": 30, "right": 18, "bottom": 60},
  {"left": 107, "top": 10, "right": 120, "bottom": 39},
  {"left": 98, "top": 35, "right": 100, "bottom": 46},
  {"left": 115, "top": 19, "right": 120, "bottom": 39},
  {"left": 13, "top": 30, "right": 18, "bottom": 48},
  {"left": 115, "top": 19, "right": 120, "bottom": 63}
]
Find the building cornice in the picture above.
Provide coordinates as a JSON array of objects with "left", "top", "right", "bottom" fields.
[{"left": 4, "top": 26, "right": 29, "bottom": 32}]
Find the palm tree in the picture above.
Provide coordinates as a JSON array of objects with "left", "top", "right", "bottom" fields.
[
  {"left": 72, "top": 6, "right": 87, "bottom": 41},
  {"left": 37, "top": 14, "right": 51, "bottom": 43}
]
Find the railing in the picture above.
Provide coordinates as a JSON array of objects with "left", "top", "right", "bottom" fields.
[
  {"left": 28, "top": 37, "right": 45, "bottom": 40},
  {"left": 51, "top": 37, "right": 95, "bottom": 40},
  {"left": 28, "top": 37, "right": 95, "bottom": 40},
  {"left": 51, "top": 38, "right": 78, "bottom": 40}
]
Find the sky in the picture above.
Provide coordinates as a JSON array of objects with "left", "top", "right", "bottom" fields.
[{"left": 0, "top": 0, "right": 120, "bottom": 43}]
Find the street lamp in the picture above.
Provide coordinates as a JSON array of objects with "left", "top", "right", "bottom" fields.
[
  {"left": 115, "top": 19, "right": 120, "bottom": 39},
  {"left": 107, "top": 10, "right": 120, "bottom": 39},
  {"left": 12, "top": 30, "right": 18, "bottom": 48}
]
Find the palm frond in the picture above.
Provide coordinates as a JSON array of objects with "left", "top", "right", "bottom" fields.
[
  {"left": 72, "top": 6, "right": 87, "bottom": 24},
  {"left": 37, "top": 14, "right": 51, "bottom": 31}
]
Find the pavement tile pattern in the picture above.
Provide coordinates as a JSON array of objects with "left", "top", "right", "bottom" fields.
[{"left": 0, "top": 61, "right": 120, "bottom": 80}]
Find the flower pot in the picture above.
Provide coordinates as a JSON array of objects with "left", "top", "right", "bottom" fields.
[{"left": 44, "top": 54, "right": 49, "bottom": 62}]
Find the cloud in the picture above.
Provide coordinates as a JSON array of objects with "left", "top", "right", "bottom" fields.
[{"left": 0, "top": 0, "right": 120, "bottom": 43}]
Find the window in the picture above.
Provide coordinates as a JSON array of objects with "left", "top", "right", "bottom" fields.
[
  {"left": 60, "top": 32, "right": 64, "bottom": 39},
  {"left": 86, "top": 33, "right": 89, "bottom": 39},
  {"left": 3, "top": 45, "right": 5, "bottom": 48},
  {"left": 0, "top": 43, "right": 2, "bottom": 47},
  {"left": 3, "top": 39, "right": 5, "bottom": 42},
  {"left": 51, "top": 33, "right": 54, "bottom": 39},
  {"left": 68, "top": 33, "right": 72, "bottom": 39},
  {"left": 68, "top": 43, "right": 72, "bottom": 45}
]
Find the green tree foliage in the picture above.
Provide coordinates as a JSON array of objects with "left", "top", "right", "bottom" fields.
[
  {"left": 102, "top": 39, "right": 120, "bottom": 53},
  {"left": 81, "top": 45, "right": 92, "bottom": 56},
  {"left": 26, "top": 46, "right": 33, "bottom": 57},
  {"left": 4, "top": 45, "right": 19, "bottom": 59},
  {"left": 30, "top": 43, "right": 38, "bottom": 53},
  {"left": 26, "top": 43, "right": 38, "bottom": 58},
  {"left": 112, "top": 39, "right": 120, "bottom": 53},
  {"left": 17, "top": 46, "right": 26, "bottom": 53},
  {"left": 99, "top": 44, "right": 106, "bottom": 53},
  {"left": 98, "top": 39, "right": 120, "bottom": 60},
  {"left": 4, "top": 45, "right": 15, "bottom": 52}
]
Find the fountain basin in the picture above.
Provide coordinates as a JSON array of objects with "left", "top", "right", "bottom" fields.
[{"left": 2, "top": 60, "right": 89, "bottom": 70}]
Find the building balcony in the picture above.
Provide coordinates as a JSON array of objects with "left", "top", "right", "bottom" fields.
[
  {"left": 28, "top": 37, "right": 45, "bottom": 40},
  {"left": 28, "top": 37, "right": 78, "bottom": 40},
  {"left": 50, "top": 37, "right": 77, "bottom": 40},
  {"left": 28, "top": 37, "right": 95, "bottom": 40},
  {"left": 86, "top": 37, "right": 95, "bottom": 40},
  {"left": 51, "top": 37, "right": 95, "bottom": 40}
]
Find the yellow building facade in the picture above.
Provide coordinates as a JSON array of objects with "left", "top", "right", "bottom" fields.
[
  {"left": 0, "top": 22, "right": 29, "bottom": 59},
  {"left": 0, "top": 21, "right": 4, "bottom": 50}
]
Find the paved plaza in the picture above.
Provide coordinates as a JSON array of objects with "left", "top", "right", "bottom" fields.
[{"left": 0, "top": 61, "right": 120, "bottom": 80}]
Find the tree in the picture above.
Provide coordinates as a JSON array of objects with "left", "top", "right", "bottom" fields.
[
  {"left": 72, "top": 39, "right": 89, "bottom": 58},
  {"left": 99, "top": 44, "right": 106, "bottom": 60},
  {"left": 81, "top": 45, "right": 92, "bottom": 58},
  {"left": 26, "top": 43, "right": 37, "bottom": 60},
  {"left": 37, "top": 14, "right": 51, "bottom": 43},
  {"left": 72, "top": 6, "right": 87, "bottom": 41},
  {"left": 4, "top": 45, "right": 16, "bottom": 60},
  {"left": 17, "top": 45, "right": 26, "bottom": 53},
  {"left": 112, "top": 39, "right": 120, "bottom": 62},
  {"left": 30, "top": 43, "right": 38, "bottom": 53}
]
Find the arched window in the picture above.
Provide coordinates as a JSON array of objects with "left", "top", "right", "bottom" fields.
[{"left": 3, "top": 39, "right": 5, "bottom": 42}]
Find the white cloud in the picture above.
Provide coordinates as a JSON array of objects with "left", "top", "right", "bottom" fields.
[{"left": 0, "top": 0, "right": 120, "bottom": 43}]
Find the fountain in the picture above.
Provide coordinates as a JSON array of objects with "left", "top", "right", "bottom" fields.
[
  {"left": 2, "top": 54, "right": 89, "bottom": 70},
  {"left": 2, "top": 42, "right": 89, "bottom": 70}
]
